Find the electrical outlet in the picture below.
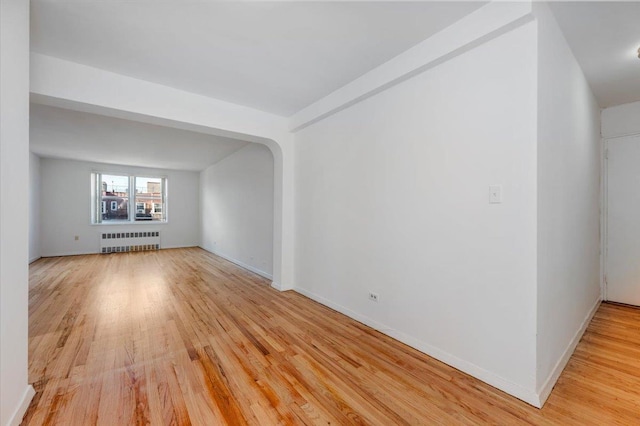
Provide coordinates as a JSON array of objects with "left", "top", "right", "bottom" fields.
[{"left": 369, "top": 292, "right": 379, "bottom": 302}]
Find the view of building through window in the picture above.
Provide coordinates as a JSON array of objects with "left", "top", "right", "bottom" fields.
[
  {"left": 101, "top": 174, "right": 129, "bottom": 222},
  {"left": 134, "top": 177, "right": 163, "bottom": 221},
  {"left": 95, "top": 173, "right": 166, "bottom": 223}
]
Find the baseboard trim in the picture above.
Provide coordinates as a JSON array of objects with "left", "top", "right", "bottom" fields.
[
  {"left": 293, "top": 286, "right": 540, "bottom": 407},
  {"left": 270, "top": 281, "right": 282, "bottom": 291},
  {"left": 41, "top": 250, "right": 96, "bottom": 257},
  {"left": 8, "top": 384, "right": 35, "bottom": 426},
  {"left": 199, "top": 246, "right": 273, "bottom": 280},
  {"left": 160, "top": 245, "right": 198, "bottom": 250},
  {"left": 536, "top": 297, "right": 602, "bottom": 406},
  {"left": 41, "top": 245, "right": 198, "bottom": 258},
  {"left": 29, "top": 256, "right": 41, "bottom": 264}
]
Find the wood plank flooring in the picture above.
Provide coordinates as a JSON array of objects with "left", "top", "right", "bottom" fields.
[{"left": 24, "top": 248, "right": 640, "bottom": 425}]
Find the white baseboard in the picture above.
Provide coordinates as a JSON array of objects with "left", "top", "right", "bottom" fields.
[
  {"left": 41, "top": 250, "right": 96, "bottom": 257},
  {"left": 293, "top": 286, "right": 541, "bottom": 407},
  {"left": 29, "top": 256, "right": 41, "bottom": 264},
  {"left": 41, "top": 244, "right": 198, "bottom": 258},
  {"left": 199, "top": 246, "right": 273, "bottom": 280},
  {"left": 8, "top": 385, "right": 35, "bottom": 426},
  {"left": 270, "top": 281, "right": 282, "bottom": 291},
  {"left": 160, "top": 244, "right": 198, "bottom": 250},
  {"left": 536, "top": 297, "right": 602, "bottom": 406}
]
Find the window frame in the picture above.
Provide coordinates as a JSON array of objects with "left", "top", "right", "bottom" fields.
[{"left": 91, "top": 172, "right": 168, "bottom": 225}]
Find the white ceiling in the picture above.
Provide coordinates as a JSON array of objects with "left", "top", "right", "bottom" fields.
[
  {"left": 549, "top": 1, "right": 640, "bottom": 108},
  {"left": 29, "top": 1, "right": 640, "bottom": 171},
  {"left": 30, "top": 104, "right": 249, "bottom": 171},
  {"left": 30, "top": 1, "right": 485, "bottom": 117}
]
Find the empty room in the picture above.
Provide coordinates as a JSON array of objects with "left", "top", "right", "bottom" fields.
[{"left": 1, "top": 1, "right": 639, "bottom": 424}]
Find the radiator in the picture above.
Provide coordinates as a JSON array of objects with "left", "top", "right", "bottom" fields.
[{"left": 99, "top": 231, "right": 161, "bottom": 253}]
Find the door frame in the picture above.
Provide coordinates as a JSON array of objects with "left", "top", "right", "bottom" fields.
[{"left": 601, "top": 137, "right": 608, "bottom": 301}]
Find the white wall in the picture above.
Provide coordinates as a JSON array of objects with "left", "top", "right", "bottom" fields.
[
  {"left": 29, "top": 153, "right": 42, "bottom": 263},
  {"left": 602, "top": 101, "right": 640, "bottom": 139},
  {"left": 534, "top": 3, "right": 602, "bottom": 403},
  {"left": 293, "top": 22, "right": 539, "bottom": 404},
  {"left": 39, "top": 158, "right": 200, "bottom": 256},
  {"left": 0, "top": 0, "right": 35, "bottom": 424},
  {"left": 200, "top": 143, "right": 274, "bottom": 278}
]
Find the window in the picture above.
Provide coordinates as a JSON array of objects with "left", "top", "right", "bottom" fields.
[
  {"left": 134, "top": 177, "right": 164, "bottom": 221},
  {"left": 92, "top": 173, "right": 167, "bottom": 224}
]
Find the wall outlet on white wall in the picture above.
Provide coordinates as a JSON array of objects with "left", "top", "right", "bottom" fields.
[{"left": 369, "top": 292, "right": 379, "bottom": 302}]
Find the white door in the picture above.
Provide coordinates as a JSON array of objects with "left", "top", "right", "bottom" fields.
[{"left": 606, "top": 135, "right": 640, "bottom": 306}]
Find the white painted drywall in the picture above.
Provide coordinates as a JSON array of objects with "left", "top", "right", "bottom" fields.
[
  {"left": 29, "top": 152, "right": 42, "bottom": 263},
  {"left": 602, "top": 100, "right": 640, "bottom": 139},
  {"left": 39, "top": 158, "right": 200, "bottom": 256},
  {"left": 294, "top": 23, "right": 539, "bottom": 404},
  {"left": 534, "top": 3, "right": 602, "bottom": 403},
  {"left": 0, "top": 0, "right": 35, "bottom": 423},
  {"left": 290, "top": 2, "right": 533, "bottom": 131},
  {"left": 200, "top": 143, "right": 274, "bottom": 278}
]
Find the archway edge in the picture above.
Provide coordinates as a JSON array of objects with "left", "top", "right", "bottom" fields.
[{"left": 30, "top": 53, "right": 295, "bottom": 290}]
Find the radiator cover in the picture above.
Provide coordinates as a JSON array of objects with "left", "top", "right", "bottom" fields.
[{"left": 100, "top": 231, "right": 161, "bottom": 253}]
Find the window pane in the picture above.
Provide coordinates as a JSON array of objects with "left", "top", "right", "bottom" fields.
[
  {"left": 135, "top": 177, "right": 164, "bottom": 221},
  {"left": 100, "top": 174, "right": 129, "bottom": 222}
]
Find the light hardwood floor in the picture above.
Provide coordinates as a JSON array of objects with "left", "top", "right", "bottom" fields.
[{"left": 24, "top": 248, "right": 640, "bottom": 425}]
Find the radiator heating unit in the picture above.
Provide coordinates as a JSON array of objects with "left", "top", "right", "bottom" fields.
[{"left": 100, "top": 231, "right": 161, "bottom": 253}]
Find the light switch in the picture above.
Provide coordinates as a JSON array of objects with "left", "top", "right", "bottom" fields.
[{"left": 489, "top": 185, "right": 502, "bottom": 204}]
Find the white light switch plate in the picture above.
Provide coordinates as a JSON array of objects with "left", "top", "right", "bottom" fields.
[{"left": 489, "top": 185, "right": 502, "bottom": 204}]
